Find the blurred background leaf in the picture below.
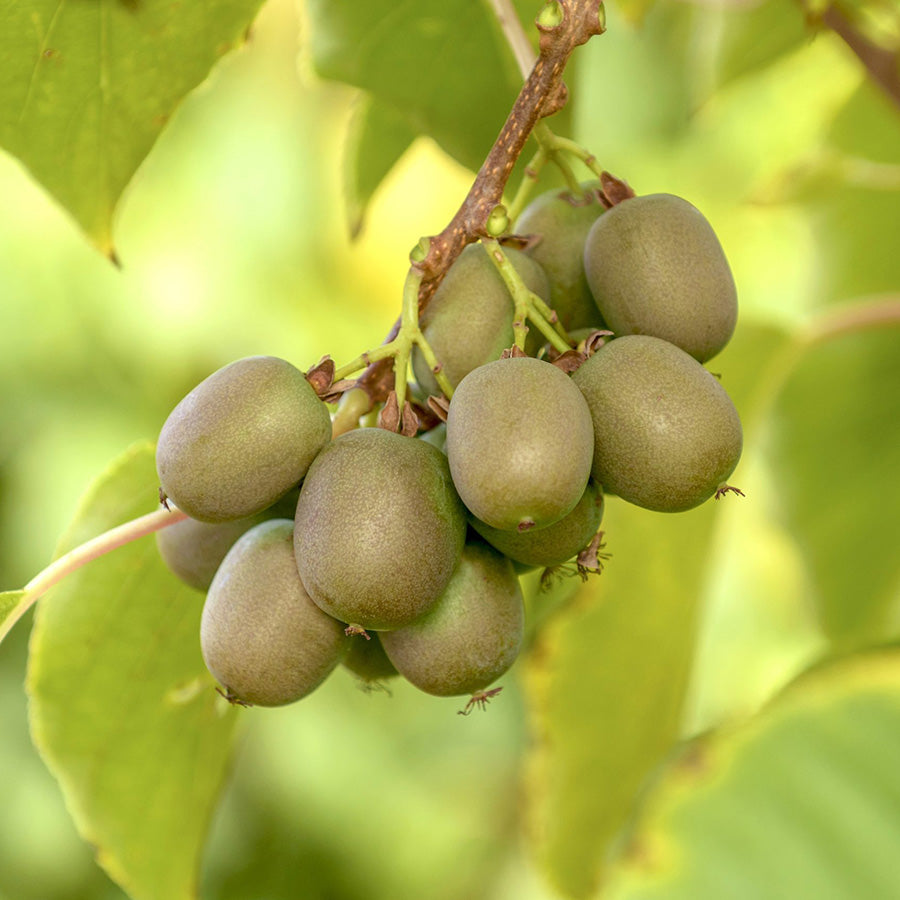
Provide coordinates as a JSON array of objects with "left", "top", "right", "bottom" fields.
[
  {"left": 604, "top": 646, "right": 900, "bottom": 900},
  {"left": 27, "top": 444, "right": 239, "bottom": 900},
  {"left": 764, "top": 311, "right": 900, "bottom": 650},
  {"left": 524, "top": 499, "right": 719, "bottom": 899},
  {"left": 0, "top": 0, "right": 265, "bottom": 255},
  {"left": 343, "top": 96, "right": 418, "bottom": 238}
]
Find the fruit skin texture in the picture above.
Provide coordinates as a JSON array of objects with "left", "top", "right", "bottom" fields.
[
  {"left": 380, "top": 541, "right": 524, "bottom": 697},
  {"left": 200, "top": 519, "right": 347, "bottom": 707},
  {"left": 583, "top": 193, "right": 737, "bottom": 363},
  {"left": 411, "top": 242, "right": 550, "bottom": 397},
  {"left": 156, "top": 490, "right": 298, "bottom": 592},
  {"left": 471, "top": 479, "right": 604, "bottom": 568},
  {"left": 293, "top": 428, "right": 467, "bottom": 631},
  {"left": 572, "top": 335, "right": 743, "bottom": 512},
  {"left": 516, "top": 183, "right": 608, "bottom": 333},
  {"left": 156, "top": 356, "right": 331, "bottom": 522},
  {"left": 445, "top": 357, "right": 594, "bottom": 531},
  {"left": 343, "top": 633, "right": 398, "bottom": 683}
]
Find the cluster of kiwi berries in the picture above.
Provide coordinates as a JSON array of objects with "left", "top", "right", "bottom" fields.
[{"left": 154, "top": 184, "right": 743, "bottom": 714}]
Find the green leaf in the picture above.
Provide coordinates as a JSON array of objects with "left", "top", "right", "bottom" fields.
[
  {"left": 343, "top": 95, "right": 418, "bottom": 238},
  {"left": 612, "top": 0, "right": 658, "bottom": 27},
  {"left": 0, "top": 590, "right": 27, "bottom": 644},
  {"left": 27, "top": 443, "right": 238, "bottom": 900},
  {"left": 524, "top": 498, "right": 719, "bottom": 899},
  {"left": 711, "top": 0, "right": 810, "bottom": 91},
  {"left": 605, "top": 646, "right": 900, "bottom": 900},
  {"left": 0, "top": 0, "right": 265, "bottom": 255},
  {"left": 305, "top": 0, "right": 528, "bottom": 173},
  {"left": 765, "top": 311, "right": 900, "bottom": 649}
]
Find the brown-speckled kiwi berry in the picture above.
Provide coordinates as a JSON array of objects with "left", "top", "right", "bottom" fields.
[
  {"left": 156, "top": 490, "right": 299, "bottom": 592},
  {"left": 293, "top": 428, "right": 467, "bottom": 631},
  {"left": 156, "top": 356, "right": 331, "bottom": 522},
  {"left": 446, "top": 357, "right": 593, "bottom": 532},
  {"left": 583, "top": 194, "right": 737, "bottom": 362},
  {"left": 343, "top": 633, "right": 398, "bottom": 685},
  {"left": 411, "top": 243, "right": 549, "bottom": 397},
  {"left": 380, "top": 541, "right": 524, "bottom": 697},
  {"left": 516, "top": 182, "right": 608, "bottom": 333},
  {"left": 200, "top": 519, "right": 347, "bottom": 707},
  {"left": 471, "top": 479, "right": 604, "bottom": 568},
  {"left": 572, "top": 335, "right": 742, "bottom": 512}
]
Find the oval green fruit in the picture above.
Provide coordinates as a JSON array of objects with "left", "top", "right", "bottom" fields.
[
  {"left": 200, "top": 519, "right": 347, "bottom": 707},
  {"left": 471, "top": 480, "right": 604, "bottom": 568},
  {"left": 583, "top": 194, "right": 737, "bottom": 362},
  {"left": 343, "top": 633, "right": 398, "bottom": 684},
  {"left": 516, "top": 183, "right": 608, "bottom": 333},
  {"left": 293, "top": 428, "right": 467, "bottom": 630},
  {"left": 446, "top": 357, "right": 594, "bottom": 531},
  {"left": 572, "top": 335, "right": 743, "bottom": 512},
  {"left": 411, "top": 242, "right": 550, "bottom": 396},
  {"left": 156, "top": 489, "right": 299, "bottom": 592},
  {"left": 156, "top": 356, "right": 331, "bottom": 522},
  {"left": 380, "top": 541, "right": 524, "bottom": 697}
]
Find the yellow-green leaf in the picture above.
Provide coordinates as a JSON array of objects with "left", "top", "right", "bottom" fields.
[
  {"left": 27, "top": 443, "right": 238, "bottom": 900},
  {"left": 765, "top": 313, "right": 900, "bottom": 648},
  {"left": 606, "top": 646, "right": 900, "bottom": 900},
  {"left": 525, "top": 498, "right": 719, "bottom": 899},
  {"left": 0, "top": 0, "right": 265, "bottom": 254}
]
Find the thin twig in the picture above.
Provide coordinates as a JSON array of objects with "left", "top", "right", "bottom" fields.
[
  {"left": 486, "top": 0, "right": 538, "bottom": 78},
  {"left": 1, "top": 506, "right": 187, "bottom": 643},
  {"left": 810, "top": 2, "right": 900, "bottom": 110}
]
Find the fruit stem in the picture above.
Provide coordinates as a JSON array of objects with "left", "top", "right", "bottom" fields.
[
  {"left": 480, "top": 238, "right": 572, "bottom": 354},
  {"left": 506, "top": 146, "right": 549, "bottom": 222},
  {"left": 534, "top": 122, "right": 583, "bottom": 193},
  {"left": 332, "top": 387, "right": 372, "bottom": 437},
  {"left": 0, "top": 505, "right": 188, "bottom": 644}
]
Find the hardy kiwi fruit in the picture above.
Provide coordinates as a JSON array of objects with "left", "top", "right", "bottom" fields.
[
  {"left": 156, "top": 356, "right": 330, "bottom": 522},
  {"left": 343, "top": 633, "right": 398, "bottom": 684},
  {"left": 380, "top": 541, "right": 524, "bottom": 697},
  {"left": 445, "top": 357, "right": 594, "bottom": 532},
  {"left": 411, "top": 243, "right": 550, "bottom": 397},
  {"left": 156, "top": 489, "right": 299, "bottom": 592},
  {"left": 516, "top": 183, "right": 608, "bottom": 333},
  {"left": 293, "top": 428, "right": 467, "bottom": 630},
  {"left": 200, "top": 519, "right": 347, "bottom": 706},
  {"left": 572, "top": 335, "right": 743, "bottom": 512},
  {"left": 471, "top": 480, "right": 604, "bottom": 567},
  {"left": 583, "top": 194, "right": 737, "bottom": 362}
]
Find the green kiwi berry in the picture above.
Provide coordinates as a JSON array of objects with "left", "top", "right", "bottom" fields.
[
  {"left": 583, "top": 194, "right": 737, "bottom": 362},
  {"left": 446, "top": 357, "right": 594, "bottom": 531},
  {"left": 156, "top": 490, "right": 299, "bottom": 592},
  {"left": 411, "top": 243, "right": 550, "bottom": 396},
  {"left": 471, "top": 480, "right": 604, "bottom": 567},
  {"left": 293, "top": 428, "right": 467, "bottom": 630},
  {"left": 572, "top": 335, "right": 742, "bottom": 512},
  {"left": 157, "top": 356, "right": 331, "bottom": 522},
  {"left": 343, "top": 633, "right": 398, "bottom": 684},
  {"left": 380, "top": 541, "right": 524, "bottom": 697},
  {"left": 200, "top": 519, "right": 347, "bottom": 707},
  {"left": 516, "top": 183, "right": 608, "bottom": 333}
]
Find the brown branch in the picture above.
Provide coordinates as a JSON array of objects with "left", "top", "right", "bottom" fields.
[
  {"left": 353, "top": 0, "right": 605, "bottom": 408},
  {"left": 816, "top": 3, "right": 900, "bottom": 111},
  {"left": 414, "top": 0, "right": 605, "bottom": 298}
]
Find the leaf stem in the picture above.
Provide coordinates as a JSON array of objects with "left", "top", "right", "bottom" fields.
[{"left": 1, "top": 506, "right": 187, "bottom": 643}]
